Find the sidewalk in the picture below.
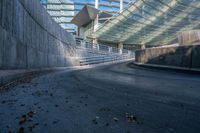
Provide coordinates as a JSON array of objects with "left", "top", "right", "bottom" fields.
[{"left": 133, "top": 62, "right": 200, "bottom": 74}]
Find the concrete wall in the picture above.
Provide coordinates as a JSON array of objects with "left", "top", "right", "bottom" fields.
[
  {"left": 0, "top": 0, "right": 77, "bottom": 69},
  {"left": 135, "top": 45, "right": 200, "bottom": 69},
  {"left": 178, "top": 30, "right": 200, "bottom": 45}
]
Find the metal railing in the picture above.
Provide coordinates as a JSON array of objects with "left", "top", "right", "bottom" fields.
[
  {"left": 74, "top": 38, "right": 135, "bottom": 65},
  {"left": 75, "top": 39, "right": 135, "bottom": 56}
]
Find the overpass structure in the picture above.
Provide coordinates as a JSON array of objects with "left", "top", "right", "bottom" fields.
[{"left": 94, "top": 0, "right": 200, "bottom": 46}]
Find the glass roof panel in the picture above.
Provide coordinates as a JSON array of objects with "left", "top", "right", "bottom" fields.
[{"left": 94, "top": 0, "right": 200, "bottom": 46}]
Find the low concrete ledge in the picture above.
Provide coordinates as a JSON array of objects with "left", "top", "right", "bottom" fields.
[
  {"left": 135, "top": 44, "right": 200, "bottom": 70},
  {"left": 0, "top": 67, "right": 74, "bottom": 87},
  {"left": 133, "top": 61, "right": 200, "bottom": 74},
  {"left": 0, "top": 59, "right": 134, "bottom": 87}
]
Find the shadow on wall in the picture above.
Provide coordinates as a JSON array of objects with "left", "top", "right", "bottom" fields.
[{"left": 135, "top": 44, "right": 200, "bottom": 69}]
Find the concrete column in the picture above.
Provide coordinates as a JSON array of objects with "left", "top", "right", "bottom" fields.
[
  {"left": 120, "top": 0, "right": 123, "bottom": 13},
  {"left": 81, "top": 41, "right": 86, "bottom": 48},
  {"left": 93, "top": 38, "right": 98, "bottom": 44},
  {"left": 108, "top": 47, "right": 112, "bottom": 53},
  {"left": 118, "top": 42, "right": 123, "bottom": 54},
  {"left": 140, "top": 44, "right": 146, "bottom": 49},
  {"left": 118, "top": 42, "right": 123, "bottom": 49},
  {"left": 94, "top": 0, "right": 99, "bottom": 32},
  {"left": 97, "top": 44, "right": 100, "bottom": 51},
  {"left": 92, "top": 38, "right": 98, "bottom": 50},
  {"left": 95, "top": 0, "right": 99, "bottom": 9},
  {"left": 119, "top": 49, "right": 123, "bottom": 54}
]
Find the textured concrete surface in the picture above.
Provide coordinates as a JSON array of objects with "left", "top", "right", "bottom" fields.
[
  {"left": 135, "top": 45, "right": 200, "bottom": 68},
  {"left": 0, "top": 0, "right": 76, "bottom": 69},
  {"left": 133, "top": 61, "right": 200, "bottom": 74},
  {"left": 0, "top": 61, "right": 200, "bottom": 133},
  {"left": 178, "top": 30, "right": 200, "bottom": 45}
]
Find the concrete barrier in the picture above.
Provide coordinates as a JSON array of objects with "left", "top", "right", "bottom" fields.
[
  {"left": 135, "top": 45, "right": 200, "bottom": 69},
  {"left": 178, "top": 30, "right": 200, "bottom": 45},
  {"left": 0, "top": 0, "right": 77, "bottom": 69}
]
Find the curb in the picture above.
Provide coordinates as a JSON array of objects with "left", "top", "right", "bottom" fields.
[
  {"left": 133, "top": 62, "right": 200, "bottom": 74},
  {"left": 0, "top": 59, "right": 135, "bottom": 87},
  {"left": 83, "top": 58, "right": 135, "bottom": 68},
  {"left": 0, "top": 67, "right": 80, "bottom": 87}
]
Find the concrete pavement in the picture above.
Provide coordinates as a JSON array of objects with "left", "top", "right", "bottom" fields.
[{"left": 0, "top": 61, "right": 200, "bottom": 133}]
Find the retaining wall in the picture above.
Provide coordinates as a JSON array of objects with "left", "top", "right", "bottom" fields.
[
  {"left": 135, "top": 45, "right": 200, "bottom": 69},
  {"left": 0, "top": 0, "right": 77, "bottom": 69}
]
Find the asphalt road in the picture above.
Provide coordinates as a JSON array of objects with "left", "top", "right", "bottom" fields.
[{"left": 0, "top": 62, "right": 200, "bottom": 133}]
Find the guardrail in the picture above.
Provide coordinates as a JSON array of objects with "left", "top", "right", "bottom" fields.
[{"left": 75, "top": 39, "right": 135, "bottom": 65}]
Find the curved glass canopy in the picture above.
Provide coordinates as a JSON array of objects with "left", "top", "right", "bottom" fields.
[{"left": 94, "top": 0, "right": 200, "bottom": 46}]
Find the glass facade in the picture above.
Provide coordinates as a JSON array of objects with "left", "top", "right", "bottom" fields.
[{"left": 40, "top": 0, "right": 130, "bottom": 34}]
